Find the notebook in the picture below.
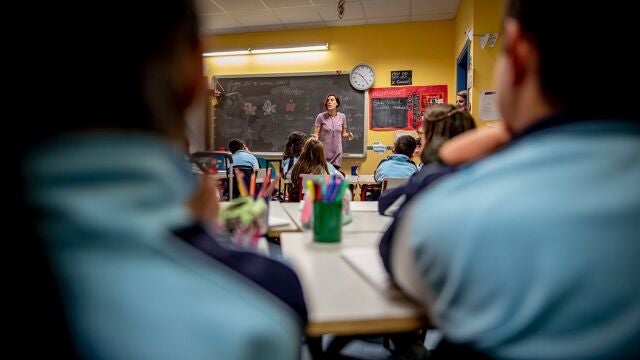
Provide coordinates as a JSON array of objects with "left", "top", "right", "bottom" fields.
[{"left": 341, "top": 247, "right": 403, "bottom": 297}]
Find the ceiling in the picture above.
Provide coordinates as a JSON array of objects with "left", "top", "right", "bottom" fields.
[{"left": 197, "top": 0, "right": 461, "bottom": 34}]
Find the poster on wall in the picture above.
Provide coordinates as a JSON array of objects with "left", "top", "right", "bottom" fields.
[{"left": 369, "top": 85, "right": 448, "bottom": 130}]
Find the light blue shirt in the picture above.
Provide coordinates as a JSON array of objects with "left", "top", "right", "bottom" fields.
[
  {"left": 394, "top": 120, "right": 640, "bottom": 360},
  {"left": 283, "top": 156, "right": 298, "bottom": 179},
  {"left": 374, "top": 154, "right": 417, "bottom": 182},
  {"left": 26, "top": 134, "right": 302, "bottom": 360},
  {"left": 232, "top": 149, "right": 259, "bottom": 170},
  {"left": 327, "top": 162, "right": 344, "bottom": 178}
]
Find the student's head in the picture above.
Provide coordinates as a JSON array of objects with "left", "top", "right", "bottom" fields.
[
  {"left": 228, "top": 138, "right": 246, "bottom": 154},
  {"left": 298, "top": 139, "right": 326, "bottom": 166},
  {"left": 35, "top": 0, "right": 202, "bottom": 145},
  {"left": 421, "top": 104, "right": 477, "bottom": 163},
  {"left": 393, "top": 135, "right": 417, "bottom": 158},
  {"left": 284, "top": 131, "right": 308, "bottom": 158},
  {"left": 456, "top": 90, "right": 468, "bottom": 109},
  {"left": 413, "top": 137, "right": 422, "bottom": 159},
  {"left": 291, "top": 139, "right": 330, "bottom": 180},
  {"left": 324, "top": 93, "right": 341, "bottom": 111},
  {"left": 496, "top": 0, "right": 632, "bottom": 133}
]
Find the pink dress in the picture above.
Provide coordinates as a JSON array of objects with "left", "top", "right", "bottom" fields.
[{"left": 315, "top": 112, "right": 347, "bottom": 167}]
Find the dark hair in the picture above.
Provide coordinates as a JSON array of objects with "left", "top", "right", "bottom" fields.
[
  {"left": 35, "top": 0, "right": 200, "bottom": 143},
  {"left": 505, "top": 0, "right": 630, "bottom": 117},
  {"left": 394, "top": 135, "right": 417, "bottom": 158},
  {"left": 324, "top": 93, "right": 341, "bottom": 110},
  {"left": 421, "top": 104, "right": 477, "bottom": 163},
  {"left": 283, "top": 131, "right": 308, "bottom": 159},
  {"left": 228, "top": 138, "right": 245, "bottom": 153}
]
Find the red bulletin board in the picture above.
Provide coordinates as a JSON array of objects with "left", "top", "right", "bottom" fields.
[{"left": 369, "top": 85, "right": 448, "bottom": 130}]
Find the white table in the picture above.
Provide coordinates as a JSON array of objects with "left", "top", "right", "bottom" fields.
[
  {"left": 220, "top": 201, "right": 300, "bottom": 237},
  {"left": 280, "top": 232, "right": 427, "bottom": 336},
  {"left": 280, "top": 202, "right": 392, "bottom": 233}
]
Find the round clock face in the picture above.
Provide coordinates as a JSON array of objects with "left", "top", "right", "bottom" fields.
[{"left": 350, "top": 64, "right": 375, "bottom": 91}]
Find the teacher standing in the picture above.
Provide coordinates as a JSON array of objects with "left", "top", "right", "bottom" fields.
[{"left": 311, "top": 93, "right": 353, "bottom": 170}]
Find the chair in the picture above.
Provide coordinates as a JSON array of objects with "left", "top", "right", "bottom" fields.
[
  {"left": 382, "top": 177, "right": 409, "bottom": 191},
  {"left": 189, "top": 151, "right": 233, "bottom": 200},
  {"left": 232, "top": 165, "right": 256, "bottom": 199},
  {"left": 294, "top": 174, "right": 326, "bottom": 202}
]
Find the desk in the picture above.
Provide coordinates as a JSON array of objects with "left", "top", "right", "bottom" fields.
[
  {"left": 281, "top": 232, "right": 427, "bottom": 336},
  {"left": 266, "top": 200, "right": 300, "bottom": 237},
  {"left": 220, "top": 201, "right": 300, "bottom": 238},
  {"left": 280, "top": 202, "right": 392, "bottom": 233}
]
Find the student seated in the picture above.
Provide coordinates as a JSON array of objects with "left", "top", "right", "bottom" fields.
[
  {"left": 413, "top": 136, "right": 423, "bottom": 170},
  {"left": 282, "top": 131, "right": 307, "bottom": 179},
  {"left": 21, "top": 1, "right": 305, "bottom": 358},
  {"left": 229, "top": 138, "right": 259, "bottom": 170},
  {"left": 374, "top": 135, "right": 418, "bottom": 183},
  {"left": 385, "top": 0, "right": 640, "bottom": 358},
  {"left": 378, "top": 104, "right": 478, "bottom": 215},
  {"left": 290, "top": 138, "right": 343, "bottom": 201}
]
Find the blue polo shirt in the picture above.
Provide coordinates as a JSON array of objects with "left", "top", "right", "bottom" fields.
[
  {"left": 374, "top": 154, "right": 417, "bottom": 182},
  {"left": 232, "top": 150, "right": 259, "bottom": 170}
]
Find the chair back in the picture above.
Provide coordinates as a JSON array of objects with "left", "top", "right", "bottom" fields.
[
  {"left": 382, "top": 177, "right": 409, "bottom": 191},
  {"left": 297, "top": 174, "right": 326, "bottom": 201},
  {"left": 232, "top": 165, "right": 256, "bottom": 199}
]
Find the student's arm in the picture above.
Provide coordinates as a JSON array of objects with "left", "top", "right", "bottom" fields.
[{"left": 439, "top": 123, "right": 511, "bottom": 166}]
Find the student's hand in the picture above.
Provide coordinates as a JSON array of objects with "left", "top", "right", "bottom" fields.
[
  {"left": 439, "top": 123, "right": 511, "bottom": 166},
  {"left": 310, "top": 133, "right": 318, "bottom": 140},
  {"left": 188, "top": 175, "right": 220, "bottom": 228}
]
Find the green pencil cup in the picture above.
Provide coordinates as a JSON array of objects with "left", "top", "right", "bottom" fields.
[{"left": 312, "top": 201, "right": 342, "bottom": 243}]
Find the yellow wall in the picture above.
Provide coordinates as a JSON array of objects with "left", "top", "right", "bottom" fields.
[
  {"left": 471, "top": 0, "right": 506, "bottom": 127},
  {"left": 202, "top": 21, "right": 454, "bottom": 174}
]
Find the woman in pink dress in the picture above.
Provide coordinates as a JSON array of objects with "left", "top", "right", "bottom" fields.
[{"left": 310, "top": 93, "right": 353, "bottom": 170}]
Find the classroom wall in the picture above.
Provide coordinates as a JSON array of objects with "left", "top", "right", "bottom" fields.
[
  {"left": 202, "top": 21, "right": 455, "bottom": 174},
  {"left": 471, "top": 0, "right": 506, "bottom": 127}
]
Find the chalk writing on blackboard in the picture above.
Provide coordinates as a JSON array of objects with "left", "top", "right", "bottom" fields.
[
  {"left": 370, "top": 98, "right": 409, "bottom": 129},
  {"left": 213, "top": 73, "right": 366, "bottom": 156},
  {"left": 391, "top": 70, "right": 412, "bottom": 86}
]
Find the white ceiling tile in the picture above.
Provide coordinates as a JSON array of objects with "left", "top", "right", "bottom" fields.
[
  {"left": 324, "top": 19, "right": 367, "bottom": 27},
  {"left": 262, "top": 0, "right": 312, "bottom": 8},
  {"left": 206, "top": 27, "right": 251, "bottom": 34},
  {"left": 274, "top": 6, "right": 322, "bottom": 23},
  {"left": 367, "top": 15, "right": 410, "bottom": 24},
  {"left": 316, "top": 3, "right": 364, "bottom": 21},
  {"left": 411, "top": 13, "right": 454, "bottom": 21},
  {"left": 196, "top": 0, "right": 224, "bottom": 14},
  {"left": 411, "top": 0, "right": 460, "bottom": 15},
  {"left": 285, "top": 21, "right": 325, "bottom": 29},
  {"left": 232, "top": 10, "right": 283, "bottom": 27},
  {"left": 311, "top": 0, "right": 360, "bottom": 4},
  {"left": 200, "top": 13, "right": 243, "bottom": 29},
  {"left": 362, "top": 0, "right": 410, "bottom": 18},
  {"left": 211, "top": 0, "right": 266, "bottom": 12},
  {"left": 248, "top": 24, "right": 288, "bottom": 32}
]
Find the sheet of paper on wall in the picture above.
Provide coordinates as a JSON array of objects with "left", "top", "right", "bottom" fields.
[
  {"left": 479, "top": 90, "right": 501, "bottom": 121},
  {"left": 341, "top": 247, "right": 404, "bottom": 298}
]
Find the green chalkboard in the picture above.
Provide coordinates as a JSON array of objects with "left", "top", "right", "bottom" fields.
[{"left": 213, "top": 73, "right": 366, "bottom": 157}]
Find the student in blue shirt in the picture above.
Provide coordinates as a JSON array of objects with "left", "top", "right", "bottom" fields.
[
  {"left": 374, "top": 135, "right": 418, "bottom": 182},
  {"left": 21, "top": 1, "right": 306, "bottom": 358},
  {"left": 388, "top": 0, "right": 639, "bottom": 358},
  {"left": 282, "top": 131, "right": 307, "bottom": 179},
  {"left": 229, "top": 138, "right": 259, "bottom": 170}
]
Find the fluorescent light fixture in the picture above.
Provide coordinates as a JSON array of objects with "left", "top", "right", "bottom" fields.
[
  {"left": 202, "top": 49, "right": 250, "bottom": 57},
  {"left": 250, "top": 43, "right": 328, "bottom": 54},
  {"left": 203, "top": 43, "right": 328, "bottom": 57}
]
